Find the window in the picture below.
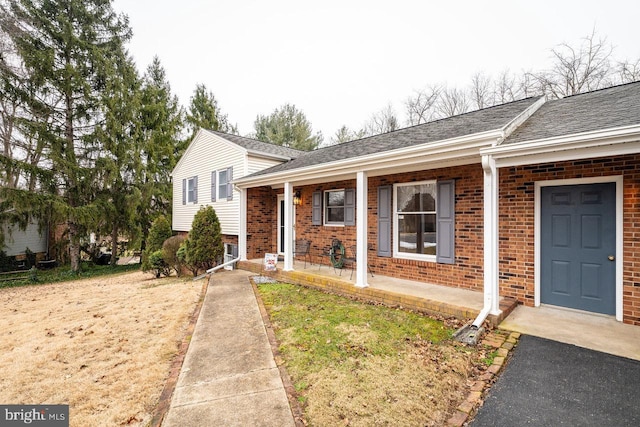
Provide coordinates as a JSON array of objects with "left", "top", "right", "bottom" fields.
[
  {"left": 183, "top": 176, "right": 198, "bottom": 204},
  {"left": 212, "top": 167, "right": 233, "bottom": 202},
  {"left": 394, "top": 181, "right": 437, "bottom": 259},
  {"left": 218, "top": 169, "right": 228, "bottom": 200},
  {"left": 324, "top": 189, "right": 345, "bottom": 225}
]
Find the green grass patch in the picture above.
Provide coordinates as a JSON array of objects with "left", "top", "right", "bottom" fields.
[
  {"left": 0, "top": 262, "right": 140, "bottom": 289},
  {"left": 257, "top": 282, "right": 453, "bottom": 377}
]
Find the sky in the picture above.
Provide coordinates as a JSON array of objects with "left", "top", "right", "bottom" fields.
[{"left": 112, "top": 0, "right": 640, "bottom": 142}]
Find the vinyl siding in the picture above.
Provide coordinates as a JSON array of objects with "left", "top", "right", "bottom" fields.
[
  {"left": 172, "top": 132, "right": 288, "bottom": 235},
  {"left": 247, "top": 155, "right": 282, "bottom": 175},
  {"left": 2, "top": 221, "right": 47, "bottom": 256},
  {"left": 172, "top": 132, "right": 245, "bottom": 234}
]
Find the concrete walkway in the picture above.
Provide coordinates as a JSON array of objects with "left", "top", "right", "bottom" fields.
[{"left": 162, "top": 269, "right": 295, "bottom": 427}]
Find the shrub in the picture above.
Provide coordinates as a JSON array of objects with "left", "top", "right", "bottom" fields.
[
  {"left": 177, "top": 241, "right": 198, "bottom": 276},
  {"left": 148, "top": 250, "right": 171, "bottom": 278},
  {"left": 162, "top": 235, "right": 186, "bottom": 276},
  {"left": 142, "top": 216, "right": 173, "bottom": 275},
  {"left": 182, "top": 206, "right": 223, "bottom": 275}
]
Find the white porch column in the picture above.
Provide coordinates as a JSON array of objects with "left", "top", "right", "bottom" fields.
[
  {"left": 355, "top": 171, "right": 369, "bottom": 288},
  {"left": 238, "top": 187, "right": 247, "bottom": 261},
  {"left": 283, "top": 182, "right": 294, "bottom": 271},
  {"left": 482, "top": 155, "right": 501, "bottom": 315}
]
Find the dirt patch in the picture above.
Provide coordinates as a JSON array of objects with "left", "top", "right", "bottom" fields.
[{"left": 0, "top": 271, "right": 203, "bottom": 427}]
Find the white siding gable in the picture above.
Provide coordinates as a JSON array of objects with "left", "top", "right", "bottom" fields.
[{"left": 172, "top": 130, "right": 246, "bottom": 234}]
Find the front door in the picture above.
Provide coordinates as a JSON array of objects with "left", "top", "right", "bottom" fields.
[{"left": 540, "top": 183, "right": 616, "bottom": 315}]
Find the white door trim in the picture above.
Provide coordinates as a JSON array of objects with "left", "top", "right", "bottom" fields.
[
  {"left": 276, "top": 194, "right": 295, "bottom": 257},
  {"left": 534, "top": 175, "right": 623, "bottom": 321}
]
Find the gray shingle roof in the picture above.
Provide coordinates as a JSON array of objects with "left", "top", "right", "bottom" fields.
[
  {"left": 207, "top": 130, "right": 304, "bottom": 159},
  {"left": 504, "top": 81, "right": 640, "bottom": 144},
  {"left": 247, "top": 97, "right": 541, "bottom": 178}
]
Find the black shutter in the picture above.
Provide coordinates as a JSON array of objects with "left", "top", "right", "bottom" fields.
[
  {"left": 377, "top": 185, "right": 392, "bottom": 257},
  {"left": 436, "top": 180, "right": 455, "bottom": 264},
  {"left": 344, "top": 188, "right": 355, "bottom": 226},
  {"left": 312, "top": 191, "right": 322, "bottom": 225}
]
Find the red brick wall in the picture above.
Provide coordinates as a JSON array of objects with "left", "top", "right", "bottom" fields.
[
  {"left": 292, "top": 165, "right": 486, "bottom": 292},
  {"left": 498, "top": 154, "right": 640, "bottom": 325},
  {"left": 246, "top": 187, "right": 279, "bottom": 258}
]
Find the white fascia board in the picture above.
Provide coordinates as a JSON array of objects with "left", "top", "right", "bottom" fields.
[
  {"left": 481, "top": 125, "right": 640, "bottom": 168},
  {"left": 244, "top": 149, "right": 293, "bottom": 162},
  {"left": 234, "top": 129, "right": 504, "bottom": 188}
]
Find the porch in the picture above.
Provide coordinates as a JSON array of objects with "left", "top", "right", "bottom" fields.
[{"left": 237, "top": 258, "right": 518, "bottom": 326}]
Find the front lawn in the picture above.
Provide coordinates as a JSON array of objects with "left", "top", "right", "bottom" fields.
[
  {"left": 0, "top": 271, "right": 203, "bottom": 426},
  {"left": 256, "top": 282, "right": 489, "bottom": 426}
]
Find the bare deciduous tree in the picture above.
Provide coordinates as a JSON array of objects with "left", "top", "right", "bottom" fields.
[
  {"left": 617, "top": 58, "right": 640, "bottom": 84},
  {"left": 363, "top": 104, "right": 399, "bottom": 136},
  {"left": 436, "top": 87, "right": 469, "bottom": 118},
  {"left": 469, "top": 73, "right": 493, "bottom": 110},
  {"left": 405, "top": 85, "right": 441, "bottom": 125},
  {"left": 534, "top": 29, "right": 614, "bottom": 98}
]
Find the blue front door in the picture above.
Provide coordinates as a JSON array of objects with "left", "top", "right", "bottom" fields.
[{"left": 540, "top": 183, "right": 616, "bottom": 315}]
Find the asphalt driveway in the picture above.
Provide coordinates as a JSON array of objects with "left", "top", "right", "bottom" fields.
[{"left": 472, "top": 335, "right": 640, "bottom": 426}]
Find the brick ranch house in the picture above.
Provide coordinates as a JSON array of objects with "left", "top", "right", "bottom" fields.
[{"left": 233, "top": 82, "right": 640, "bottom": 327}]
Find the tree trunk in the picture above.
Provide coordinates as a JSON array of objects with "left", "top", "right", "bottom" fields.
[
  {"left": 110, "top": 224, "right": 118, "bottom": 267},
  {"left": 68, "top": 221, "right": 80, "bottom": 273}
]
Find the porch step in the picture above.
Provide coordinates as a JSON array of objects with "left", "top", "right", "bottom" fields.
[{"left": 237, "top": 261, "right": 518, "bottom": 327}]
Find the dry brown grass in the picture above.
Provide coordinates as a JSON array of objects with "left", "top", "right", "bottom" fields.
[
  {"left": 304, "top": 342, "right": 473, "bottom": 426},
  {"left": 0, "top": 271, "right": 203, "bottom": 427}
]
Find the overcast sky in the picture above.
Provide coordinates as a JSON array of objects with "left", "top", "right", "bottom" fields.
[{"left": 112, "top": 0, "right": 640, "bottom": 141}]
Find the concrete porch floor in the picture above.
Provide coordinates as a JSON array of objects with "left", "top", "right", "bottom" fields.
[
  {"left": 500, "top": 305, "right": 640, "bottom": 361},
  {"left": 237, "top": 258, "right": 517, "bottom": 326},
  {"left": 236, "top": 258, "right": 640, "bottom": 361}
]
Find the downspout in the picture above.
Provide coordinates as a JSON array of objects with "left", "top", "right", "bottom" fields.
[
  {"left": 473, "top": 154, "right": 500, "bottom": 328},
  {"left": 193, "top": 257, "right": 241, "bottom": 281}
]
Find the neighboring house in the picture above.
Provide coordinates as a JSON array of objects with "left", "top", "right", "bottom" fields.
[
  {"left": 1, "top": 220, "right": 48, "bottom": 257},
  {"left": 233, "top": 81, "right": 640, "bottom": 327},
  {"left": 171, "top": 128, "right": 303, "bottom": 260}
]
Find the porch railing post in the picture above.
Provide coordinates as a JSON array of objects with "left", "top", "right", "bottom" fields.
[
  {"left": 355, "top": 171, "right": 369, "bottom": 288},
  {"left": 283, "top": 182, "right": 294, "bottom": 271}
]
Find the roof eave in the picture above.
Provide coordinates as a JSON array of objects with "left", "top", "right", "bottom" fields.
[
  {"left": 234, "top": 129, "right": 505, "bottom": 188},
  {"left": 481, "top": 124, "right": 640, "bottom": 167}
]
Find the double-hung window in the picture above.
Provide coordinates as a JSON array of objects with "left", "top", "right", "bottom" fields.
[
  {"left": 324, "top": 189, "right": 345, "bottom": 225},
  {"left": 395, "top": 181, "right": 437, "bottom": 259},
  {"left": 183, "top": 176, "right": 198, "bottom": 204},
  {"left": 211, "top": 167, "right": 233, "bottom": 202},
  {"left": 218, "top": 169, "right": 228, "bottom": 200}
]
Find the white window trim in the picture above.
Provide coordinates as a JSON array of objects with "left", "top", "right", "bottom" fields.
[
  {"left": 187, "top": 176, "right": 197, "bottom": 204},
  {"left": 323, "top": 188, "right": 346, "bottom": 227},
  {"left": 393, "top": 180, "right": 437, "bottom": 262},
  {"left": 218, "top": 169, "right": 228, "bottom": 201}
]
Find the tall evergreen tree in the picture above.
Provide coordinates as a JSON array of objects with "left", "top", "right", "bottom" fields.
[
  {"left": 94, "top": 50, "right": 141, "bottom": 265},
  {"left": 0, "top": 0, "right": 132, "bottom": 272},
  {"left": 136, "top": 56, "right": 184, "bottom": 251},
  {"left": 254, "top": 103, "right": 322, "bottom": 151},
  {"left": 186, "top": 83, "right": 236, "bottom": 137}
]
